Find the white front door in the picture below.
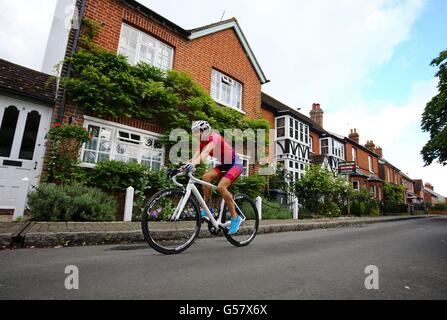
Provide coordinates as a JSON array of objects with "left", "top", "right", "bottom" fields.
[{"left": 0, "top": 96, "right": 52, "bottom": 215}]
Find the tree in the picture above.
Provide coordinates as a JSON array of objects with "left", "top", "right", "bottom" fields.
[{"left": 421, "top": 49, "right": 447, "bottom": 166}]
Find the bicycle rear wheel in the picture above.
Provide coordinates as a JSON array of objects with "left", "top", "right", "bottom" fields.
[
  {"left": 222, "top": 194, "right": 259, "bottom": 247},
  {"left": 142, "top": 189, "right": 201, "bottom": 255}
]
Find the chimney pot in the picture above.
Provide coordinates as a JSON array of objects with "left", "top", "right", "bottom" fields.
[{"left": 310, "top": 103, "right": 324, "bottom": 128}]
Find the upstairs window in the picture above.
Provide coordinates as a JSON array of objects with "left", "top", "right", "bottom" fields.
[
  {"left": 321, "top": 138, "right": 344, "bottom": 160},
  {"left": 211, "top": 69, "right": 243, "bottom": 111},
  {"left": 276, "top": 117, "right": 286, "bottom": 138},
  {"left": 352, "top": 147, "right": 357, "bottom": 163},
  {"left": 321, "top": 138, "right": 329, "bottom": 155},
  {"left": 118, "top": 23, "right": 174, "bottom": 70},
  {"left": 368, "top": 156, "right": 373, "bottom": 173}
]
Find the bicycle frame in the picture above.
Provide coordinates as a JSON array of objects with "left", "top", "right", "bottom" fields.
[{"left": 171, "top": 171, "right": 246, "bottom": 230}]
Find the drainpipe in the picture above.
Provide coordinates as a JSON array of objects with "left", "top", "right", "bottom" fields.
[{"left": 58, "top": 0, "right": 87, "bottom": 124}]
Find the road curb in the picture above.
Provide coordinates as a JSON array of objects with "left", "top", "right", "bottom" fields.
[
  {"left": 18, "top": 215, "right": 431, "bottom": 248},
  {"left": 0, "top": 233, "right": 12, "bottom": 247}
]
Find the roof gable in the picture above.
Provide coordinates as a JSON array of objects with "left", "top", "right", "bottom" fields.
[{"left": 188, "top": 19, "right": 268, "bottom": 84}]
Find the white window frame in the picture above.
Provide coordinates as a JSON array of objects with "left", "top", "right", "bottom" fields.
[
  {"left": 211, "top": 69, "right": 244, "bottom": 113},
  {"left": 80, "top": 116, "right": 165, "bottom": 171},
  {"left": 118, "top": 23, "right": 174, "bottom": 70},
  {"left": 238, "top": 154, "right": 250, "bottom": 177},
  {"left": 320, "top": 137, "right": 345, "bottom": 160},
  {"left": 276, "top": 117, "right": 286, "bottom": 139},
  {"left": 370, "top": 185, "right": 377, "bottom": 197},
  {"left": 368, "top": 156, "right": 373, "bottom": 173},
  {"left": 353, "top": 180, "right": 360, "bottom": 191}
]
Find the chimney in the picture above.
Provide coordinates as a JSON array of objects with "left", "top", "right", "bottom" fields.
[
  {"left": 365, "top": 140, "right": 376, "bottom": 153},
  {"left": 425, "top": 183, "right": 434, "bottom": 191},
  {"left": 348, "top": 129, "right": 360, "bottom": 144},
  {"left": 374, "top": 146, "right": 383, "bottom": 158},
  {"left": 310, "top": 103, "right": 324, "bottom": 128}
]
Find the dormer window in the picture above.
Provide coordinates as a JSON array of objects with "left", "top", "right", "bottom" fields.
[{"left": 211, "top": 69, "right": 243, "bottom": 111}]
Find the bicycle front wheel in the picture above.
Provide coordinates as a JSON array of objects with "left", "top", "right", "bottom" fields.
[
  {"left": 142, "top": 189, "right": 201, "bottom": 255},
  {"left": 223, "top": 194, "right": 259, "bottom": 247}
]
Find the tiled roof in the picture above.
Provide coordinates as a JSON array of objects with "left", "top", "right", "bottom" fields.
[
  {"left": 0, "top": 59, "right": 56, "bottom": 104},
  {"left": 261, "top": 92, "right": 326, "bottom": 133}
]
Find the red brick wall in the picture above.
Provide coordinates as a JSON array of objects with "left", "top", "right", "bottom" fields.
[
  {"left": 83, "top": 0, "right": 263, "bottom": 120},
  {"left": 310, "top": 132, "right": 320, "bottom": 154},
  {"left": 261, "top": 108, "right": 275, "bottom": 130}
]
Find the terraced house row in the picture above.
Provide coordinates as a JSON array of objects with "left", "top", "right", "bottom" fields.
[{"left": 0, "top": 0, "right": 444, "bottom": 218}]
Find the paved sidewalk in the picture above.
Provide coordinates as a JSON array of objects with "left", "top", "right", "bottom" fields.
[{"left": 0, "top": 215, "right": 430, "bottom": 249}]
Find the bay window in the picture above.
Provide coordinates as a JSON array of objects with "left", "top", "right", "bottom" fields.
[
  {"left": 81, "top": 118, "right": 164, "bottom": 171},
  {"left": 320, "top": 138, "right": 345, "bottom": 160}
]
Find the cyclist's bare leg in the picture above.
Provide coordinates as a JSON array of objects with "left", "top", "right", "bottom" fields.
[
  {"left": 202, "top": 169, "right": 220, "bottom": 206},
  {"left": 217, "top": 178, "right": 237, "bottom": 218}
]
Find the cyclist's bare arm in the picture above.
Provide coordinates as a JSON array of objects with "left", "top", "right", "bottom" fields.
[{"left": 188, "top": 141, "right": 215, "bottom": 166}]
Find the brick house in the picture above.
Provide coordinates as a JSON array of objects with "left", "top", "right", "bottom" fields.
[
  {"left": 400, "top": 172, "right": 416, "bottom": 204},
  {"left": 52, "top": 0, "right": 268, "bottom": 176},
  {"left": 345, "top": 130, "right": 383, "bottom": 200}
]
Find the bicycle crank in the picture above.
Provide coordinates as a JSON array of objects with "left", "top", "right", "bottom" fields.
[{"left": 207, "top": 223, "right": 222, "bottom": 236}]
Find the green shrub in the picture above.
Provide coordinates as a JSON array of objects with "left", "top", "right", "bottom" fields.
[
  {"left": 383, "top": 182, "right": 406, "bottom": 204},
  {"left": 433, "top": 203, "right": 447, "bottom": 210},
  {"left": 27, "top": 184, "right": 116, "bottom": 222},
  {"left": 351, "top": 189, "right": 380, "bottom": 217},
  {"left": 295, "top": 165, "right": 351, "bottom": 217},
  {"left": 262, "top": 200, "right": 291, "bottom": 220},
  {"left": 230, "top": 174, "right": 268, "bottom": 199},
  {"left": 89, "top": 161, "right": 170, "bottom": 192}
]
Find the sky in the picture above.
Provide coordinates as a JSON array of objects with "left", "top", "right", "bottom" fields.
[{"left": 0, "top": 0, "right": 446, "bottom": 195}]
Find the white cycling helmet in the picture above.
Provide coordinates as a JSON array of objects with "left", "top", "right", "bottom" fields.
[{"left": 191, "top": 120, "right": 211, "bottom": 136}]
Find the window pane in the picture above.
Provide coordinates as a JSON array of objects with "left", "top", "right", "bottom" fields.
[
  {"left": 277, "top": 118, "right": 285, "bottom": 127},
  {"left": 152, "top": 161, "right": 161, "bottom": 171},
  {"left": 0, "top": 106, "right": 20, "bottom": 157},
  {"left": 19, "top": 111, "right": 41, "bottom": 160},
  {"left": 211, "top": 70, "right": 219, "bottom": 100},
  {"left": 121, "top": 25, "right": 138, "bottom": 50},
  {"left": 222, "top": 83, "right": 231, "bottom": 105},
  {"left": 83, "top": 151, "right": 97, "bottom": 164},
  {"left": 156, "top": 43, "right": 172, "bottom": 70},
  {"left": 99, "top": 141, "right": 111, "bottom": 153},
  {"left": 84, "top": 138, "right": 98, "bottom": 151},
  {"left": 277, "top": 128, "right": 285, "bottom": 138},
  {"left": 139, "top": 34, "right": 156, "bottom": 64},
  {"left": 98, "top": 152, "right": 110, "bottom": 162},
  {"left": 89, "top": 125, "right": 100, "bottom": 138}
]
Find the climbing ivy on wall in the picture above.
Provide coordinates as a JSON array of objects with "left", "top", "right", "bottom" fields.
[{"left": 62, "top": 19, "right": 270, "bottom": 137}]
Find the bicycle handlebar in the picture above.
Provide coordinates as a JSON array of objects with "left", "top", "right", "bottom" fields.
[{"left": 169, "top": 168, "right": 216, "bottom": 189}]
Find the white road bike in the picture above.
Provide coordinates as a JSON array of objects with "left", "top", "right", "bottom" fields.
[{"left": 142, "top": 168, "right": 259, "bottom": 255}]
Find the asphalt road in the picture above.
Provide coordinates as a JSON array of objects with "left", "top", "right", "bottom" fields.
[{"left": 0, "top": 216, "right": 446, "bottom": 300}]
